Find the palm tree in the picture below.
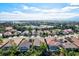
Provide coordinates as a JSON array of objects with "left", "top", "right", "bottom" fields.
[
  {"left": 0, "top": 49, "right": 3, "bottom": 56},
  {"left": 59, "top": 47, "right": 65, "bottom": 56},
  {"left": 0, "top": 38, "right": 3, "bottom": 45},
  {"left": 28, "top": 26, "right": 32, "bottom": 36},
  {"left": 25, "top": 42, "right": 47, "bottom": 56},
  {"left": 8, "top": 45, "right": 18, "bottom": 56}
]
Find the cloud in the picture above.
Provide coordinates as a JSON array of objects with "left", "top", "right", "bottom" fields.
[
  {"left": 23, "top": 5, "right": 64, "bottom": 13},
  {"left": 0, "top": 11, "right": 79, "bottom": 20},
  {"left": 70, "top": 0, "right": 79, "bottom": 5},
  {"left": 62, "top": 6, "right": 79, "bottom": 12},
  {"left": 0, "top": 3, "right": 79, "bottom": 21},
  {"left": 70, "top": 3, "right": 79, "bottom": 5},
  {"left": 23, "top": 6, "right": 29, "bottom": 9},
  {"left": 22, "top": 5, "right": 79, "bottom": 13},
  {"left": 23, "top": 5, "right": 41, "bottom": 11}
]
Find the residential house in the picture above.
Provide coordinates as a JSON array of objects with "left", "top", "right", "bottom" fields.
[
  {"left": 21, "top": 31, "right": 29, "bottom": 36},
  {"left": 45, "top": 37, "right": 60, "bottom": 52},
  {"left": 62, "top": 39, "right": 78, "bottom": 50},
  {"left": 71, "top": 36, "right": 79, "bottom": 48},
  {"left": 33, "top": 39, "right": 42, "bottom": 47},
  {"left": 5, "top": 26, "right": 13, "bottom": 31},
  {"left": 0, "top": 37, "right": 23, "bottom": 50},
  {"left": 2, "top": 31, "right": 13, "bottom": 38},
  {"left": 63, "top": 29, "right": 73, "bottom": 35},
  {"left": 0, "top": 39, "right": 9, "bottom": 48},
  {"left": 1, "top": 39, "right": 16, "bottom": 50},
  {"left": 18, "top": 39, "right": 32, "bottom": 52}
]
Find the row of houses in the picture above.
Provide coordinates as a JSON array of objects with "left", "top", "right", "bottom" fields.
[
  {"left": 0, "top": 36, "right": 44, "bottom": 52},
  {"left": 0, "top": 35, "right": 79, "bottom": 52},
  {"left": 0, "top": 26, "right": 74, "bottom": 38}
]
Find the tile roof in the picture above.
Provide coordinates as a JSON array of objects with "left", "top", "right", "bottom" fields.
[
  {"left": 1, "top": 39, "right": 16, "bottom": 48},
  {"left": 33, "top": 39, "right": 41, "bottom": 46},
  {"left": 3, "top": 32, "right": 12, "bottom": 36},
  {"left": 62, "top": 40, "right": 78, "bottom": 49},
  {"left": 71, "top": 37, "right": 79, "bottom": 47},
  {"left": 0, "top": 37, "right": 24, "bottom": 48},
  {"left": 18, "top": 39, "right": 31, "bottom": 49},
  {"left": 12, "top": 37, "right": 23, "bottom": 46},
  {"left": 35, "top": 36, "right": 45, "bottom": 43},
  {"left": 45, "top": 37, "right": 60, "bottom": 46},
  {"left": 5, "top": 27, "right": 13, "bottom": 30},
  {"left": 0, "top": 39, "right": 9, "bottom": 48}
]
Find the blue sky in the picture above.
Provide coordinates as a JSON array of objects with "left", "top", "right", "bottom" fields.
[
  {"left": 0, "top": 3, "right": 69, "bottom": 12},
  {"left": 0, "top": 3, "right": 79, "bottom": 21}
]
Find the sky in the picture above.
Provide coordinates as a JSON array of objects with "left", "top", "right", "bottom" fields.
[{"left": 0, "top": 3, "right": 79, "bottom": 21}]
